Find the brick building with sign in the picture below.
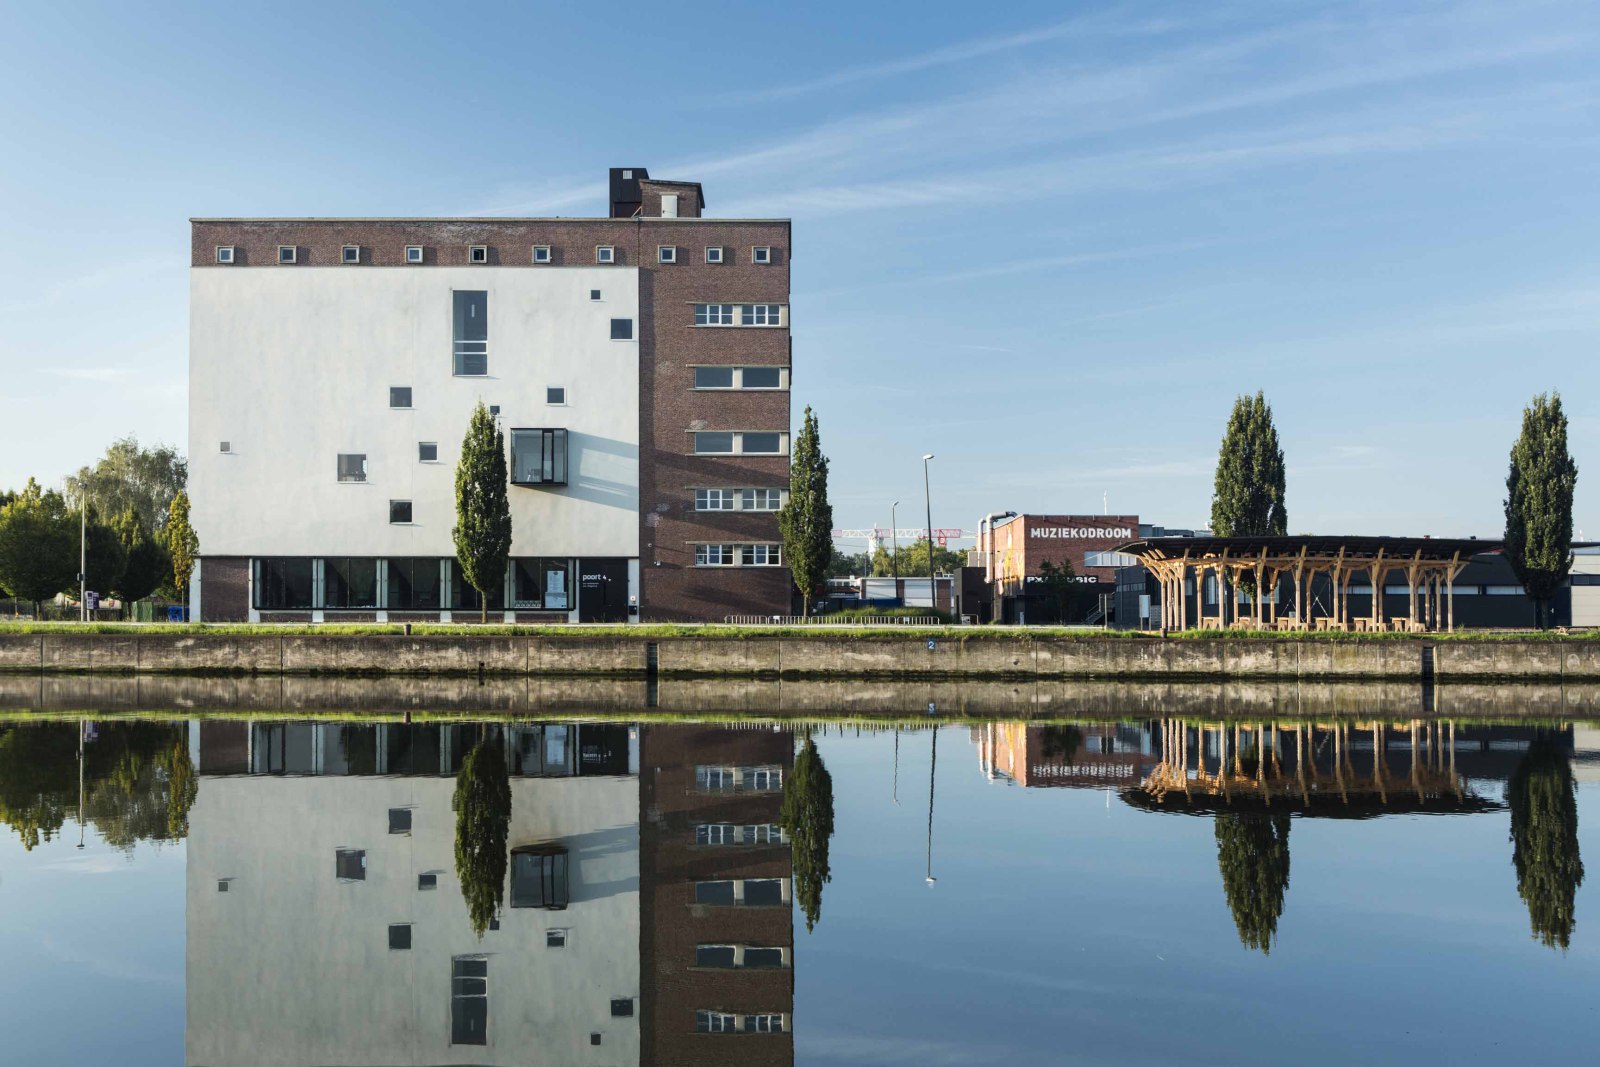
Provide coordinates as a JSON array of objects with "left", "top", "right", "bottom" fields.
[{"left": 970, "top": 514, "right": 1141, "bottom": 624}]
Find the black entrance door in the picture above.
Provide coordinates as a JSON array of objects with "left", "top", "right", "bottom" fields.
[{"left": 577, "top": 559, "right": 628, "bottom": 622}]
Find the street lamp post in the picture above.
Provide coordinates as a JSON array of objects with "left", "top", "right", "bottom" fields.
[
  {"left": 79, "top": 495, "right": 86, "bottom": 624},
  {"left": 921, "top": 455, "right": 935, "bottom": 616},
  {"left": 890, "top": 501, "right": 900, "bottom": 580}
]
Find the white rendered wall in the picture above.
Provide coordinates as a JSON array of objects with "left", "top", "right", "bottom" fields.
[
  {"left": 189, "top": 267, "right": 640, "bottom": 559},
  {"left": 186, "top": 769, "right": 640, "bottom": 1066}
]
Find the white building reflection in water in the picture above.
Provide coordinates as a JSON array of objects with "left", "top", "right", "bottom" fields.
[{"left": 186, "top": 722, "right": 641, "bottom": 1067}]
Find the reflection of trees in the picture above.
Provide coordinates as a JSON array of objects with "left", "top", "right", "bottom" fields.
[
  {"left": 0, "top": 723, "right": 194, "bottom": 851},
  {"left": 1037, "top": 725, "right": 1083, "bottom": 764},
  {"left": 781, "top": 736, "right": 835, "bottom": 933},
  {"left": 454, "top": 730, "right": 510, "bottom": 938},
  {"left": 1508, "top": 735, "right": 1584, "bottom": 950},
  {"left": 1215, "top": 813, "right": 1291, "bottom": 954}
]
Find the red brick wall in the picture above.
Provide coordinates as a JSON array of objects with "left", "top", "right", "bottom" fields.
[
  {"left": 990, "top": 514, "right": 1139, "bottom": 595},
  {"left": 199, "top": 556, "right": 249, "bottom": 621}
]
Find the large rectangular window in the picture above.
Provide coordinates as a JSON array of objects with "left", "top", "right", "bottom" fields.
[
  {"left": 387, "top": 558, "right": 442, "bottom": 610},
  {"left": 695, "top": 488, "right": 735, "bottom": 511},
  {"left": 692, "top": 432, "right": 734, "bottom": 454},
  {"left": 740, "top": 303, "right": 783, "bottom": 326},
  {"left": 324, "top": 558, "right": 379, "bottom": 609},
  {"left": 510, "top": 428, "right": 568, "bottom": 485},
  {"left": 510, "top": 847, "right": 569, "bottom": 910},
  {"left": 453, "top": 290, "right": 488, "bottom": 376},
  {"left": 741, "top": 432, "right": 783, "bottom": 454},
  {"left": 449, "top": 560, "right": 505, "bottom": 612},
  {"left": 512, "top": 558, "right": 570, "bottom": 610},
  {"left": 694, "top": 303, "right": 735, "bottom": 325},
  {"left": 451, "top": 957, "right": 488, "bottom": 1046},
  {"left": 256, "top": 558, "right": 314, "bottom": 609}
]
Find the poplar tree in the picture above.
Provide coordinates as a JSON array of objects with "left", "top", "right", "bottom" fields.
[
  {"left": 454, "top": 730, "right": 511, "bottom": 938},
  {"left": 1505, "top": 392, "right": 1577, "bottom": 630},
  {"left": 780, "top": 735, "right": 835, "bottom": 933},
  {"left": 1211, "top": 391, "right": 1288, "bottom": 538},
  {"left": 777, "top": 406, "right": 833, "bottom": 616},
  {"left": 1509, "top": 734, "right": 1583, "bottom": 949},
  {"left": 162, "top": 490, "right": 200, "bottom": 610},
  {"left": 453, "top": 402, "right": 513, "bottom": 623},
  {"left": 1215, "top": 812, "right": 1291, "bottom": 954}
]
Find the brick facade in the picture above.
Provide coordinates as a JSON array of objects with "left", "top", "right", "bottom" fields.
[
  {"left": 198, "top": 557, "right": 250, "bottom": 621},
  {"left": 191, "top": 167, "right": 793, "bottom": 622}
]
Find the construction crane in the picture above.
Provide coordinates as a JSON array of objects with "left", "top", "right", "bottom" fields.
[{"left": 833, "top": 527, "right": 972, "bottom": 555}]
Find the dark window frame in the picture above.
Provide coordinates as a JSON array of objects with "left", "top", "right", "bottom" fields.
[{"left": 510, "top": 428, "right": 569, "bottom": 486}]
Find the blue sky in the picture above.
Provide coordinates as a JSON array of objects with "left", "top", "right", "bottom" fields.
[{"left": 2, "top": 0, "right": 1598, "bottom": 546}]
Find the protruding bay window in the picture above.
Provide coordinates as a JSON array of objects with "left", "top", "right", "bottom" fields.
[{"left": 510, "top": 428, "right": 568, "bottom": 486}]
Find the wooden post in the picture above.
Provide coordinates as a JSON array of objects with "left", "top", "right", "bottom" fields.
[{"left": 1447, "top": 552, "right": 1459, "bottom": 632}]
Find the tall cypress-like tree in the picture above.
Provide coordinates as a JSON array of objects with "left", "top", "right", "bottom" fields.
[
  {"left": 1211, "top": 391, "right": 1288, "bottom": 538},
  {"left": 780, "top": 735, "right": 835, "bottom": 932},
  {"left": 1215, "top": 812, "right": 1291, "bottom": 954},
  {"left": 454, "top": 730, "right": 511, "bottom": 938},
  {"left": 1509, "top": 734, "right": 1584, "bottom": 949},
  {"left": 1505, "top": 393, "right": 1577, "bottom": 630},
  {"left": 453, "top": 402, "right": 513, "bottom": 623},
  {"left": 776, "top": 406, "right": 834, "bottom": 616},
  {"left": 162, "top": 490, "right": 200, "bottom": 610}
]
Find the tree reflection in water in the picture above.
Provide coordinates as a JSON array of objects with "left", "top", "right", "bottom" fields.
[
  {"left": 1215, "top": 813, "right": 1291, "bottom": 954},
  {"left": 1508, "top": 734, "right": 1584, "bottom": 950},
  {"left": 454, "top": 728, "right": 511, "bottom": 938},
  {"left": 782, "top": 734, "right": 835, "bottom": 932},
  {"left": 0, "top": 722, "right": 196, "bottom": 851}
]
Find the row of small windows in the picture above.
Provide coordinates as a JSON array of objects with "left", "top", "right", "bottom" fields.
[
  {"left": 695, "top": 765, "right": 784, "bottom": 791},
  {"left": 694, "top": 544, "right": 783, "bottom": 567},
  {"left": 696, "top": 1011, "right": 788, "bottom": 1034},
  {"left": 255, "top": 557, "right": 573, "bottom": 611},
  {"left": 694, "top": 488, "right": 785, "bottom": 512},
  {"left": 216, "top": 244, "right": 774, "bottom": 265},
  {"left": 695, "top": 823, "right": 789, "bottom": 845},
  {"left": 692, "top": 431, "right": 788, "bottom": 455},
  {"left": 692, "top": 365, "right": 787, "bottom": 390},
  {"left": 336, "top": 429, "right": 567, "bottom": 490},
  {"left": 693, "top": 303, "right": 786, "bottom": 327}
]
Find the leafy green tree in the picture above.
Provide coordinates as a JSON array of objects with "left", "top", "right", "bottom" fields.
[
  {"left": 0, "top": 479, "right": 78, "bottom": 617},
  {"left": 780, "top": 735, "right": 835, "bottom": 932},
  {"left": 454, "top": 730, "right": 511, "bottom": 938},
  {"left": 1504, "top": 393, "right": 1577, "bottom": 630},
  {"left": 826, "top": 547, "right": 870, "bottom": 579},
  {"left": 870, "top": 538, "right": 966, "bottom": 577},
  {"left": 110, "top": 507, "right": 170, "bottom": 611},
  {"left": 1211, "top": 391, "right": 1287, "bottom": 538},
  {"left": 453, "top": 402, "right": 513, "bottom": 623},
  {"left": 65, "top": 435, "right": 187, "bottom": 532},
  {"left": 162, "top": 490, "right": 200, "bottom": 606},
  {"left": 1038, "top": 724, "right": 1084, "bottom": 764},
  {"left": 1508, "top": 734, "right": 1584, "bottom": 949},
  {"left": 1035, "top": 559, "right": 1083, "bottom": 622},
  {"left": 777, "top": 406, "right": 834, "bottom": 615},
  {"left": 1215, "top": 813, "right": 1291, "bottom": 954},
  {"left": 81, "top": 502, "right": 127, "bottom": 604}
]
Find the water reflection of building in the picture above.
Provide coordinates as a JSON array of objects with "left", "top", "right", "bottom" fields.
[
  {"left": 1119, "top": 720, "right": 1577, "bottom": 815},
  {"left": 971, "top": 722, "right": 1160, "bottom": 788},
  {"left": 640, "top": 724, "right": 796, "bottom": 1066},
  {"left": 187, "top": 721, "right": 641, "bottom": 1067}
]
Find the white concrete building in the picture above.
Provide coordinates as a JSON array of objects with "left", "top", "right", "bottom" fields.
[{"left": 186, "top": 723, "right": 640, "bottom": 1066}]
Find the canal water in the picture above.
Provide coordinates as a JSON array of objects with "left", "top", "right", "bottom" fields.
[{"left": 1, "top": 700, "right": 1597, "bottom": 1065}]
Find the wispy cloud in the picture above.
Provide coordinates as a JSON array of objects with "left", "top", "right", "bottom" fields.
[{"left": 43, "top": 367, "right": 130, "bottom": 382}]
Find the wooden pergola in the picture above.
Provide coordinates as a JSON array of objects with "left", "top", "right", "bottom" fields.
[{"left": 1116, "top": 535, "right": 1497, "bottom": 633}]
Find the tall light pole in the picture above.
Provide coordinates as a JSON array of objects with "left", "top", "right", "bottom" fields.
[
  {"left": 921, "top": 455, "right": 936, "bottom": 615},
  {"left": 79, "top": 494, "right": 87, "bottom": 623},
  {"left": 925, "top": 724, "right": 938, "bottom": 886},
  {"left": 890, "top": 501, "right": 900, "bottom": 580}
]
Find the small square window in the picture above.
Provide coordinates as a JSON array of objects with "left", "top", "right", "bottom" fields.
[
  {"left": 753, "top": 246, "right": 772, "bottom": 264},
  {"left": 219, "top": 441, "right": 231, "bottom": 454},
  {"left": 405, "top": 245, "right": 424, "bottom": 264},
  {"left": 596, "top": 245, "right": 615, "bottom": 264},
  {"left": 217, "top": 879, "right": 230, "bottom": 892},
  {"left": 547, "top": 387, "right": 565, "bottom": 405},
  {"left": 610, "top": 318, "right": 633, "bottom": 340},
  {"left": 389, "top": 924, "right": 412, "bottom": 951},
  {"left": 335, "top": 848, "right": 366, "bottom": 881},
  {"left": 611, "top": 999, "right": 634, "bottom": 1018},
  {"left": 388, "top": 808, "right": 412, "bottom": 834},
  {"left": 705, "top": 246, "right": 724, "bottom": 264},
  {"left": 215, "top": 245, "right": 235, "bottom": 264},
  {"left": 390, "top": 386, "right": 412, "bottom": 408},
  {"left": 390, "top": 500, "right": 413, "bottom": 524},
  {"left": 547, "top": 929, "right": 567, "bottom": 948},
  {"left": 590, "top": 289, "right": 601, "bottom": 301},
  {"left": 532, "top": 244, "right": 551, "bottom": 263},
  {"left": 658, "top": 245, "right": 677, "bottom": 264},
  {"left": 469, "top": 245, "right": 488, "bottom": 263},
  {"left": 418, "top": 873, "right": 438, "bottom": 890},
  {"left": 418, "top": 441, "right": 438, "bottom": 462},
  {"left": 342, "top": 245, "right": 360, "bottom": 264},
  {"left": 337, "top": 453, "right": 368, "bottom": 483},
  {"left": 278, "top": 245, "right": 296, "bottom": 264},
  {"left": 590, "top": 1033, "right": 602, "bottom": 1046}
]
